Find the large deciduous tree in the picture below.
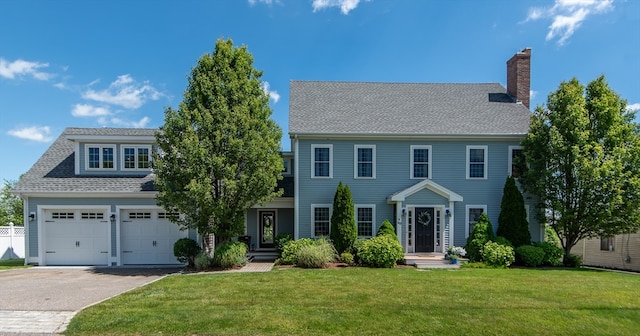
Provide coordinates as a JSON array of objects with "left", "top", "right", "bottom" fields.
[
  {"left": 497, "top": 176, "right": 531, "bottom": 248},
  {"left": 520, "top": 75, "right": 640, "bottom": 262},
  {"left": 153, "top": 38, "right": 283, "bottom": 249},
  {"left": 1, "top": 180, "right": 23, "bottom": 226}
]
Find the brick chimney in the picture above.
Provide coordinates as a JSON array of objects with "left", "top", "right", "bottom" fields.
[{"left": 506, "top": 48, "right": 531, "bottom": 109}]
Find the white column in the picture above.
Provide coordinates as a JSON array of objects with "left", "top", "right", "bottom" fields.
[
  {"left": 395, "top": 202, "right": 403, "bottom": 251},
  {"left": 448, "top": 201, "right": 455, "bottom": 248}
]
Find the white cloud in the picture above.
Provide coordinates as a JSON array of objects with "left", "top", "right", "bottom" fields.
[
  {"left": 530, "top": 90, "right": 538, "bottom": 100},
  {"left": 7, "top": 126, "right": 53, "bottom": 142},
  {"left": 71, "top": 104, "right": 112, "bottom": 117},
  {"left": 82, "top": 74, "right": 162, "bottom": 109},
  {"left": 0, "top": 58, "right": 52, "bottom": 80},
  {"left": 523, "top": 0, "right": 613, "bottom": 46},
  {"left": 627, "top": 103, "right": 640, "bottom": 112},
  {"left": 312, "top": 0, "right": 369, "bottom": 15},
  {"left": 261, "top": 82, "right": 280, "bottom": 103},
  {"left": 101, "top": 116, "right": 151, "bottom": 128},
  {"left": 248, "top": 0, "right": 276, "bottom": 5}
]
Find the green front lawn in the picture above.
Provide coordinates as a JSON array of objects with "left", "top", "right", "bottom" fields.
[
  {"left": 66, "top": 267, "right": 640, "bottom": 335},
  {"left": 0, "top": 258, "right": 28, "bottom": 270}
]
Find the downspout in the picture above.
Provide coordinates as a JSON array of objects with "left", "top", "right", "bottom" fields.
[{"left": 293, "top": 135, "right": 299, "bottom": 240}]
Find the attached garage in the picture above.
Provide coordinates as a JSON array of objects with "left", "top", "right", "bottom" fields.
[
  {"left": 120, "top": 209, "right": 187, "bottom": 265},
  {"left": 42, "top": 209, "right": 110, "bottom": 266}
]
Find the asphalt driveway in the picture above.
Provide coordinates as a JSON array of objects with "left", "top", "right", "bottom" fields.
[{"left": 0, "top": 266, "right": 180, "bottom": 334}]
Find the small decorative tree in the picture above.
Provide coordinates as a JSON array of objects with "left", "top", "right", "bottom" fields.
[
  {"left": 497, "top": 176, "right": 531, "bottom": 248},
  {"left": 465, "top": 213, "right": 495, "bottom": 262},
  {"left": 330, "top": 182, "right": 357, "bottom": 254},
  {"left": 376, "top": 219, "right": 397, "bottom": 240}
]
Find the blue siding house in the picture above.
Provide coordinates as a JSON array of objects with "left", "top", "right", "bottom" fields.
[{"left": 13, "top": 48, "right": 538, "bottom": 265}]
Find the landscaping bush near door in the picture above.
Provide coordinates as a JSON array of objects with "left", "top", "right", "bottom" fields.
[
  {"left": 357, "top": 234, "right": 404, "bottom": 268},
  {"left": 482, "top": 241, "right": 515, "bottom": 268},
  {"left": 296, "top": 239, "right": 337, "bottom": 268},
  {"left": 173, "top": 238, "right": 201, "bottom": 267},
  {"left": 212, "top": 241, "right": 248, "bottom": 269}
]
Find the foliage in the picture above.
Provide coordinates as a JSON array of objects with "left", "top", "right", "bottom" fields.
[
  {"left": 0, "top": 259, "right": 29, "bottom": 270},
  {"left": 212, "top": 241, "right": 248, "bottom": 269},
  {"left": 482, "top": 241, "right": 515, "bottom": 268},
  {"left": 351, "top": 238, "right": 367, "bottom": 264},
  {"left": 446, "top": 246, "right": 467, "bottom": 258},
  {"left": 274, "top": 232, "right": 293, "bottom": 257},
  {"left": 0, "top": 179, "right": 23, "bottom": 226},
  {"left": 520, "top": 75, "right": 640, "bottom": 260},
  {"left": 515, "top": 245, "right": 545, "bottom": 267},
  {"left": 533, "top": 241, "right": 564, "bottom": 266},
  {"left": 564, "top": 253, "right": 583, "bottom": 268},
  {"left": 153, "top": 38, "right": 283, "bottom": 248},
  {"left": 492, "top": 236, "right": 513, "bottom": 248},
  {"left": 194, "top": 252, "right": 214, "bottom": 271},
  {"left": 330, "top": 182, "right": 357, "bottom": 254},
  {"left": 497, "top": 176, "right": 531, "bottom": 248},
  {"left": 356, "top": 234, "right": 404, "bottom": 268},
  {"left": 460, "top": 262, "right": 489, "bottom": 269},
  {"left": 340, "top": 252, "right": 354, "bottom": 264},
  {"left": 173, "top": 238, "right": 201, "bottom": 267},
  {"left": 544, "top": 225, "right": 561, "bottom": 246},
  {"left": 277, "top": 238, "right": 316, "bottom": 265},
  {"left": 295, "top": 239, "right": 336, "bottom": 268},
  {"left": 464, "top": 213, "right": 495, "bottom": 262},
  {"left": 376, "top": 219, "right": 397, "bottom": 240}
]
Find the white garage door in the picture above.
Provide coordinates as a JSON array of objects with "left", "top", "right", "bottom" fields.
[
  {"left": 121, "top": 210, "right": 187, "bottom": 265},
  {"left": 44, "top": 210, "right": 109, "bottom": 266}
]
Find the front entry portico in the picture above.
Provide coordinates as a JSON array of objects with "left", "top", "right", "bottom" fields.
[{"left": 387, "top": 179, "right": 463, "bottom": 254}]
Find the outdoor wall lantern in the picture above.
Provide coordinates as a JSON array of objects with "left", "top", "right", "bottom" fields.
[
  {"left": 28, "top": 212, "right": 36, "bottom": 221},
  {"left": 445, "top": 209, "right": 451, "bottom": 217},
  {"left": 110, "top": 214, "right": 116, "bottom": 221}
]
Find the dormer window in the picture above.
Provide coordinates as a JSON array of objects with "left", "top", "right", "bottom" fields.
[
  {"left": 86, "top": 145, "right": 116, "bottom": 170},
  {"left": 122, "top": 145, "right": 152, "bottom": 170}
]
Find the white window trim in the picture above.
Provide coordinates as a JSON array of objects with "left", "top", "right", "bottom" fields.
[
  {"left": 354, "top": 145, "right": 376, "bottom": 179},
  {"left": 85, "top": 144, "right": 117, "bottom": 171},
  {"left": 354, "top": 204, "right": 376, "bottom": 238},
  {"left": 282, "top": 159, "right": 291, "bottom": 175},
  {"left": 508, "top": 145, "right": 523, "bottom": 177},
  {"left": 410, "top": 145, "right": 432, "bottom": 179},
  {"left": 466, "top": 145, "right": 488, "bottom": 180},
  {"left": 311, "top": 204, "right": 332, "bottom": 238},
  {"left": 311, "top": 144, "right": 333, "bottom": 179},
  {"left": 120, "top": 145, "right": 153, "bottom": 171},
  {"left": 465, "top": 204, "right": 487, "bottom": 238}
]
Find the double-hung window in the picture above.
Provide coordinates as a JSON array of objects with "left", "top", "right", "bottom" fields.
[
  {"left": 466, "top": 145, "right": 488, "bottom": 179},
  {"left": 466, "top": 205, "right": 487, "bottom": 238},
  {"left": 311, "top": 145, "right": 332, "bottom": 178},
  {"left": 355, "top": 205, "right": 375, "bottom": 237},
  {"left": 122, "top": 145, "right": 152, "bottom": 170},
  {"left": 508, "top": 146, "right": 524, "bottom": 177},
  {"left": 86, "top": 145, "right": 116, "bottom": 170},
  {"left": 600, "top": 236, "right": 615, "bottom": 251},
  {"left": 354, "top": 145, "right": 375, "bottom": 179},
  {"left": 411, "top": 145, "right": 432, "bottom": 179},
  {"left": 312, "top": 205, "right": 331, "bottom": 237}
]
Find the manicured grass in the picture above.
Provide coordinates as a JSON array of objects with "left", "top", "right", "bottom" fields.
[
  {"left": 66, "top": 267, "right": 640, "bottom": 335},
  {"left": 0, "top": 258, "right": 27, "bottom": 270}
]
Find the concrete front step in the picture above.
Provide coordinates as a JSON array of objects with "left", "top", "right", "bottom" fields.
[
  {"left": 404, "top": 254, "right": 463, "bottom": 269},
  {"left": 247, "top": 251, "right": 278, "bottom": 262}
]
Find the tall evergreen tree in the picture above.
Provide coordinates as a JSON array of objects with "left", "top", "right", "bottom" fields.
[
  {"left": 497, "top": 176, "right": 531, "bottom": 247},
  {"left": 330, "top": 182, "right": 357, "bottom": 254},
  {"left": 520, "top": 75, "right": 640, "bottom": 262},
  {"left": 153, "top": 39, "right": 283, "bottom": 249}
]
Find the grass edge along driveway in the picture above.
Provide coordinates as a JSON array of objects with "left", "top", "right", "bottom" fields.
[{"left": 66, "top": 267, "right": 640, "bottom": 336}]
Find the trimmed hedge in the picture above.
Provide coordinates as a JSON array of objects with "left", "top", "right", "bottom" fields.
[
  {"left": 482, "top": 241, "right": 515, "bottom": 268},
  {"left": 173, "top": 238, "right": 201, "bottom": 267},
  {"left": 533, "top": 241, "right": 564, "bottom": 266},
  {"left": 357, "top": 234, "right": 404, "bottom": 268},
  {"left": 515, "top": 245, "right": 545, "bottom": 267}
]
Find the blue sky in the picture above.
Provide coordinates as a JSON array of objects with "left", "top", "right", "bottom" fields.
[{"left": 1, "top": 0, "right": 639, "bottom": 183}]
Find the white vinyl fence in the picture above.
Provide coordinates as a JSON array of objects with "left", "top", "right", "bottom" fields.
[{"left": 0, "top": 223, "right": 25, "bottom": 260}]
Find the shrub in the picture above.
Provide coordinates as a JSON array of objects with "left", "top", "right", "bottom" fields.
[
  {"left": 278, "top": 238, "right": 315, "bottom": 265},
  {"left": 461, "top": 262, "right": 489, "bottom": 269},
  {"left": 515, "top": 245, "right": 545, "bottom": 267},
  {"left": 465, "top": 213, "right": 495, "bottom": 262},
  {"left": 533, "top": 241, "right": 564, "bottom": 266},
  {"left": 173, "top": 238, "right": 201, "bottom": 267},
  {"left": 213, "top": 241, "right": 248, "bottom": 269},
  {"left": 296, "top": 239, "right": 336, "bottom": 268},
  {"left": 275, "top": 232, "right": 293, "bottom": 257},
  {"left": 194, "top": 252, "right": 214, "bottom": 271},
  {"left": 482, "top": 241, "right": 515, "bottom": 268},
  {"left": 376, "top": 219, "right": 397, "bottom": 240},
  {"left": 493, "top": 236, "right": 513, "bottom": 248},
  {"left": 340, "top": 252, "right": 354, "bottom": 264},
  {"left": 497, "top": 176, "right": 531, "bottom": 248},
  {"left": 330, "top": 182, "right": 357, "bottom": 254},
  {"left": 351, "top": 238, "right": 367, "bottom": 264},
  {"left": 357, "top": 234, "right": 404, "bottom": 268},
  {"left": 564, "top": 253, "right": 583, "bottom": 268},
  {"left": 544, "top": 225, "right": 561, "bottom": 246}
]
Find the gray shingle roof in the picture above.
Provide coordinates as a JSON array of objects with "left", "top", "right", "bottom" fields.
[
  {"left": 289, "top": 81, "right": 531, "bottom": 136},
  {"left": 13, "top": 127, "right": 158, "bottom": 195}
]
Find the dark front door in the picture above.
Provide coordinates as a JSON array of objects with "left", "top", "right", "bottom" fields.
[
  {"left": 415, "top": 207, "right": 435, "bottom": 253},
  {"left": 259, "top": 210, "right": 275, "bottom": 249}
]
